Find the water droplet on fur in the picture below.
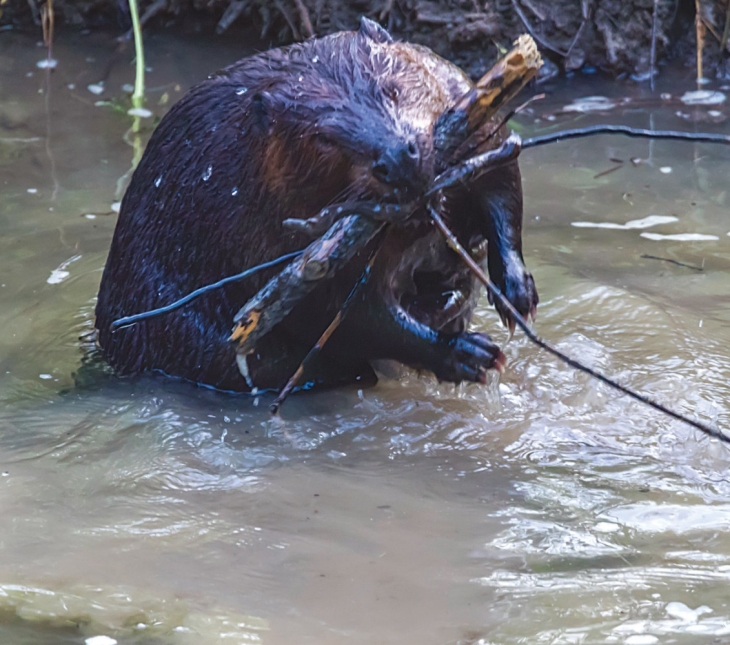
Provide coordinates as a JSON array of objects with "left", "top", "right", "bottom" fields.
[
  {"left": 154, "top": 175, "right": 162, "bottom": 188},
  {"left": 235, "top": 86, "right": 248, "bottom": 95},
  {"left": 202, "top": 165, "right": 213, "bottom": 181},
  {"left": 231, "top": 187, "right": 238, "bottom": 196},
  {"left": 298, "top": 76, "right": 303, "bottom": 82},
  {"left": 312, "top": 56, "right": 319, "bottom": 63}
]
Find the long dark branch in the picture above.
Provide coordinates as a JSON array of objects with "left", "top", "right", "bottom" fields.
[
  {"left": 523, "top": 125, "right": 730, "bottom": 149},
  {"left": 110, "top": 250, "right": 304, "bottom": 331},
  {"left": 426, "top": 204, "right": 729, "bottom": 445}
]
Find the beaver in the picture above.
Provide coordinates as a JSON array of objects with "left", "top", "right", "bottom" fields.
[{"left": 94, "top": 17, "right": 538, "bottom": 392}]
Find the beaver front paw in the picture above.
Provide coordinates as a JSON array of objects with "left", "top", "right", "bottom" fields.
[
  {"left": 434, "top": 332, "right": 505, "bottom": 384},
  {"left": 490, "top": 264, "right": 539, "bottom": 334}
]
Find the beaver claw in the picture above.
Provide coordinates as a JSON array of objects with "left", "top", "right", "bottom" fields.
[
  {"left": 435, "top": 331, "right": 505, "bottom": 384},
  {"left": 489, "top": 265, "right": 539, "bottom": 335}
]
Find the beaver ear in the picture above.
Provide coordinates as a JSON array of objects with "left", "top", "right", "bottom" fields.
[
  {"left": 253, "top": 91, "right": 278, "bottom": 134},
  {"left": 358, "top": 16, "right": 393, "bottom": 44}
]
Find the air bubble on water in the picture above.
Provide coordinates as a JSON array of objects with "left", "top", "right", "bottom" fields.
[
  {"left": 128, "top": 107, "right": 153, "bottom": 118},
  {"left": 202, "top": 165, "right": 213, "bottom": 181},
  {"left": 680, "top": 90, "right": 726, "bottom": 105},
  {"left": 236, "top": 87, "right": 248, "bottom": 95},
  {"left": 641, "top": 232, "right": 719, "bottom": 241},
  {"left": 85, "top": 637, "right": 117, "bottom": 645},
  {"left": 624, "top": 636, "right": 658, "bottom": 645}
]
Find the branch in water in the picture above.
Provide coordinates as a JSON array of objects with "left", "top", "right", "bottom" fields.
[
  {"left": 523, "top": 125, "right": 730, "bottom": 148},
  {"left": 426, "top": 204, "right": 728, "bottom": 445}
]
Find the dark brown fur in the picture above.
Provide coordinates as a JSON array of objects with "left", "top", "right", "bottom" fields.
[{"left": 95, "top": 18, "right": 537, "bottom": 392}]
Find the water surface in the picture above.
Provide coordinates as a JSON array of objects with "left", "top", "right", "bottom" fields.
[{"left": 1, "top": 28, "right": 730, "bottom": 645}]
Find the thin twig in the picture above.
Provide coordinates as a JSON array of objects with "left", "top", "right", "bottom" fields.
[
  {"left": 510, "top": 0, "right": 567, "bottom": 57},
  {"left": 523, "top": 125, "right": 730, "bottom": 148},
  {"left": 110, "top": 250, "right": 303, "bottom": 331},
  {"left": 641, "top": 254, "right": 704, "bottom": 271},
  {"left": 650, "top": 0, "right": 658, "bottom": 91},
  {"left": 696, "top": 0, "right": 705, "bottom": 86},
  {"left": 292, "top": 0, "right": 314, "bottom": 38},
  {"left": 721, "top": 0, "right": 730, "bottom": 52},
  {"left": 273, "top": 0, "right": 300, "bottom": 40},
  {"left": 270, "top": 248, "right": 382, "bottom": 414},
  {"left": 427, "top": 204, "right": 728, "bottom": 444},
  {"left": 568, "top": 0, "right": 593, "bottom": 59},
  {"left": 379, "top": 0, "right": 395, "bottom": 22}
]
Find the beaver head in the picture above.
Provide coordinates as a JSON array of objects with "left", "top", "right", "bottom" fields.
[{"left": 249, "top": 18, "right": 466, "bottom": 209}]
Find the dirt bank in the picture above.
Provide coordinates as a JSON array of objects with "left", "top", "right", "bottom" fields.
[{"left": 3, "top": 0, "right": 730, "bottom": 81}]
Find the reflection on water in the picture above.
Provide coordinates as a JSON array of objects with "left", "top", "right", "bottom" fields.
[{"left": 1, "top": 26, "right": 730, "bottom": 645}]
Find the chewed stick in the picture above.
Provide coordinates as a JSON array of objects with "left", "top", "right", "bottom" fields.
[
  {"left": 231, "top": 213, "right": 384, "bottom": 356},
  {"left": 434, "top": 34, "right": 542, "bottom": 161},
  {"left": 426, "top": 204, "right": 728, "bottom": 444}
]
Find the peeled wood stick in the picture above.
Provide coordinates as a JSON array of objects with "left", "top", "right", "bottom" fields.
[
  {"left": 426, "top": 205, "right": 729, "bottom": 445},
  {"left": 230, "top": 213, "right": 384, "bottom": 356},
  {"left": 434, "top": 34, "right": 542, "bottom": 163}
]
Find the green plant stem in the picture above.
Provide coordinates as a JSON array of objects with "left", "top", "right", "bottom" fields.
[{"left": 128, "top": 0, "right": 145, "bottom": 110}]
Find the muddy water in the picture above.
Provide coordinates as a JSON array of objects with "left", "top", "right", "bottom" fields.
[{"left": 1, "top": 27, "right": 730, "bottom": 645}]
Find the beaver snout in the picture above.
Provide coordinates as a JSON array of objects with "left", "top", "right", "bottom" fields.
[{"left": 371, "top": 137, "right": 428, "bottom": 202}]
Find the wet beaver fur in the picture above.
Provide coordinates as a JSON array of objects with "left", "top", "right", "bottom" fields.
[{"left": 95, "top": 18, "right": 538, "bottom": 392}]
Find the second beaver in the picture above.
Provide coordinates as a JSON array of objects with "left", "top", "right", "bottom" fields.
[{"left": 95, "top": 18, "right": 538, "bottom": 392}]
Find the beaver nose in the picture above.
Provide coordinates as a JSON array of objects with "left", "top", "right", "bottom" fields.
[{"left": 371, "top": 138, "right": 424, "bottom": 199}]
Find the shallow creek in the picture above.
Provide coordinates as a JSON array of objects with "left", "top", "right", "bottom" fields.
[{"left": 1, "top": 27, "right": 730, "bottom": 645}]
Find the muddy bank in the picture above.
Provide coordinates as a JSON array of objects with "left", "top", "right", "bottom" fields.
[{"left": 3, "top": 1, "right": 730, "bottom": 81}]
